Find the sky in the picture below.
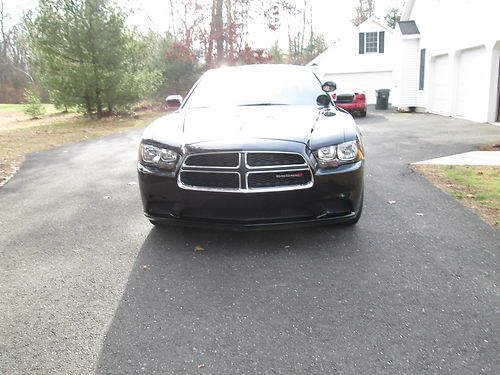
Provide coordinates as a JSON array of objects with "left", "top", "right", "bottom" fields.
[
  {"left": 126, "top": 0, "right": 406, "bottom": 47},
  {"left": 5, "top": 0, "right": 406, "bottom": 48}
]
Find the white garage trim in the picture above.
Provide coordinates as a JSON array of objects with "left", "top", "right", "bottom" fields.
[
  {"left": 454, "top": 46, "right": 487, "bottom": 122},
  {"left": 428, "top": 54, "right": 451, "bottom": 115}
]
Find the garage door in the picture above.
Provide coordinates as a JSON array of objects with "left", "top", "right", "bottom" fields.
[
  {"left": 455, "top": 47, "right": 486, "bottom": 121},
  {"left": 429, "top": 54, "right": 450, "bottom": 115},
  {"left": 323, "top": 71, "right": 392, "bottom": 104}
]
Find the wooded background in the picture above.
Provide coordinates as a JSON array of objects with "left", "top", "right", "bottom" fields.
[{"left": 0, "top": 0, "right": 400, "bottom": 116}]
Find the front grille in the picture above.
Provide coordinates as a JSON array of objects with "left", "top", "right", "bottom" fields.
[
  {"left": 248, "top": 169, "right": 312, "bottom": 189},
  {"left": 184, "top": 153, "right": 239, "bottom": 167},
  {"left": 179, "top": 152, "right": 313, "bottom": 192},
  {"left": 247, "top": 152, "right": 306, "bottom": 167},
  {"left": 336, "top": 94, "right": 354, "bottom": 103},
  {"left": 180, "top": 171, "right": 239, "bottom": 189}
]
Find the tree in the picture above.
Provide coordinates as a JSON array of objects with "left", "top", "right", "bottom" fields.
[
  {"left": 159, "top": 0, "right": 297, "bottom": 69},
  {"left": 26, "top": 0, "right": 158, "bottom": 117},
  {"left": 384, "top": 7, "right": 401, "bottom": 29},
  {"left": 163, "top": 0, "right": 294, "bottom": 67},
  {"left": 236, "top": 46, "right": 272, "bottom": 65},
  {"left": 287, "top": 1, "right": 326, "bottom": 65},
  {"left": 269, "top": 42, "right": 284, "bottom": 63},
  {"left": 351, "top": 0, "right": 375, "bottom": 27},
  {"left": 0, "top": 1, "right": 34, "bottom": 103},
  {"left": 158, "top": 34, "right": 200, "bottom": 96},
  {"left": 22, "top": 86, "right": 45, "bottom": 119}
]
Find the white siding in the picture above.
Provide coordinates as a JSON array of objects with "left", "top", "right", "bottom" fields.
[
  {"left": 309, "top": 19, "right": 394, "bottom": 75},
  {"left": 324, "top": 71, "right": 392, "bottom": 104},
  {"left": 406, "top": 0, "right": 499, "bottom": 56},
  {"left": 403, "top": 0, "right": 500, "bottom": 122},
  {"left": 397, "top": 38, "right": 420, "bottom": 108}
]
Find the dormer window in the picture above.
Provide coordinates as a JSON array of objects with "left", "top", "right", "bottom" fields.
[
  {"left": 359, "top": 31, "right": 385, "bottom": 54},
  {"left": 365, "top": 32, "right": 378, "bottom": 52}
]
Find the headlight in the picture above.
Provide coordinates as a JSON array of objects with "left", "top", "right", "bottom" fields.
[
  {"left": 140, "top": 143, "right": 178, "bottom": 169},
  {"left": 315, "top": 140, "right": 362, "bottom": 168},
  {"left": 337, "top": 141, "right": 358, "bottom": 161},
  {"left": 317, "top": 146, "right": 336, "bottom": 161}
]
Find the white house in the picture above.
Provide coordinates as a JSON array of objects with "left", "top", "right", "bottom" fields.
[
  {"left": 307, "top": 17, "right": 394, "bottom": 104},
  {"left": 394, "top": 0, "right": 500, "bottom": 123},
  {"left": 309, "top": 0, "right": 500, "bottom": 123}
]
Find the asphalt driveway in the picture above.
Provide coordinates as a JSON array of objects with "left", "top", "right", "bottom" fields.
[{"left": 1, "top": 111, "right": 499, "bottom": 374}]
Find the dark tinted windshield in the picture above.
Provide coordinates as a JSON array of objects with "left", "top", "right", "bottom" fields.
[{"left": 183, "top": 66, "right": 324, "bottom": 108}]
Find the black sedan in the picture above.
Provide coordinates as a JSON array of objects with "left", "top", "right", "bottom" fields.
[{"left": 138, "top": 64, "right": 365, "bottom": 229}]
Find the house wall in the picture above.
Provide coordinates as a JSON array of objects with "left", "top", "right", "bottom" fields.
[
  {"left": 323, "top": 71, "right": 392, "bottom": 104},
  {"left": 392, "top": 34, "right": 420, "bottom": 109},
  {"left": 309, "top": 19, "right": 395, "bottom": 104},
  {"left": 405, "top": 0, "right": 500, "bottom": 122}
]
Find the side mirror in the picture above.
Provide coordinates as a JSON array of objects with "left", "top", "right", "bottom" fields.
[
  {"left": 321, "top": 81, "right": 337, "bottom": 92},
  {"left": 166, "top": 94, "right": 183, "bottom": 109},
  {"left": 316, "top": 94, "right": 331, "bottom": 107}
]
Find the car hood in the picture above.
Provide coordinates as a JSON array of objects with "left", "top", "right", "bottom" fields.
[{"left": 143, "top": 106, "right": 354, "bottom": 150}]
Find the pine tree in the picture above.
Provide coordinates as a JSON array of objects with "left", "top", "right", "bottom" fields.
[
  {"left": 22, "top": 87, "right": 46, "bottom": 119},
  {"left": 25, "top": 0, "right": 158, "bottom": 117},
  {"left": 384, "top": 7, "right": 401, "bottom": 29}
]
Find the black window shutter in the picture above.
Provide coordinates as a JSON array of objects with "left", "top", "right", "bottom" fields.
[
  {"left": 378, "top": 31, "right": 385, "bottom": 53},
  {"left": 419, "top": 49, "right": 426, "bottom": 90},
  {"left": 359, "top": 33, "right": 365, "bottom": 54}
]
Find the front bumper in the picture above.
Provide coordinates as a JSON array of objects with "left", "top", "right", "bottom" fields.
[{"left": 138, "top": 160, "right": 364, "bottom": 229}]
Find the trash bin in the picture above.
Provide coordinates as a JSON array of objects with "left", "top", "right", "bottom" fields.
[{"left": 375, "top": 89, "right": 390, "bottom": 110}]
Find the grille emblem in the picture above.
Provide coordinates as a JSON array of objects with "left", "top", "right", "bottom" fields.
[{"left": 275, "top": 172, "right": 305, "bottom": 178}]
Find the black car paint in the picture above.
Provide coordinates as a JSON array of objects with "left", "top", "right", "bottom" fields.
[
  {"left": 138, "top": 66, "right": 364, "bottom": 229},
  {"left": 138, "top": 160, "right": 363, "bottom": 229}
]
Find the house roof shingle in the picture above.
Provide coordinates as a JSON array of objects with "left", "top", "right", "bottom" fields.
[{"left": 398, "top": 20, "right": 420, "bottom": 35}]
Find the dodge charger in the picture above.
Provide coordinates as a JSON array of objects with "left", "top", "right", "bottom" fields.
[{"left": 138, "top": 64, "right": 365, "bottom": 229}]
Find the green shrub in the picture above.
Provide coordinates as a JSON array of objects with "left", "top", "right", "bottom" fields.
[{"left": 23, "top": 88, "right": 46, "bottom": 119}]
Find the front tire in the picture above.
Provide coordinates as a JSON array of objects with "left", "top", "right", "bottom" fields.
[{"left": 359, "top": 110, "right": 367, "bottom": 117}]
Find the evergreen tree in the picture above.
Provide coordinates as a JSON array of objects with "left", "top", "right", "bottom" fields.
[
  {"left": 26, "top": 0, "right": 158, "bottom": 117},
  {"left": 384, "top": 7, "right": 401, "bottom": 29},
  {"left": 22, "top": 86, "right": 46, "bottom": 119}
]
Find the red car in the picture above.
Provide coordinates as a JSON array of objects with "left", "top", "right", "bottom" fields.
[{"left": 332, "top": 92, "right": 367, "bottom": 117}]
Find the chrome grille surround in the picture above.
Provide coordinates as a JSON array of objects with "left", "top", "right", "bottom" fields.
[
  {"left": 247, "top": 168, "right": 312, "bottom": 190},
  {"left": 246, "top": 152, "right": 307, "bottom": 168},
  {"left": 180, "top": 170, "right": 241, "bottom": 190},
  {"left": 178, "top": 151, "right": 313, "bottom": 193},
  {"left": 183, "top": 152, "right": 241, "bottom": 169}
]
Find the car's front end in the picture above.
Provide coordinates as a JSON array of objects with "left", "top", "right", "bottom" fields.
[
  {"left": 138, "top": 65, "right": 365, "bottom": 229},
  {"left": 138, "top": 136, "right": 364, "bottom": 230}
]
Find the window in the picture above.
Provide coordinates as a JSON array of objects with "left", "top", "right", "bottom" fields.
[
  {"left": 365, "top": 32, "right": 378, "bottom": 53},
  {"left": 419, "top": 49, "right": 426, "bottom": 90},
  {"left": 359, "top": 31, "right": 384, "bottom": 54}
]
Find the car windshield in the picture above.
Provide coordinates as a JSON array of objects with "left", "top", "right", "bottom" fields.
[{"left": 183, "top": 66, "right": 324, "bottom": 109}]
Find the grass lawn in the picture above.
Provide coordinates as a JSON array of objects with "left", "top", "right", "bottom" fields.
[
  {"left": 415, "top": 165, "right": 500, "bottom": 227},
  {"left": 0, "top": 103, "right": 58, "bottom": 114},
  {"left": 0, "top": 111, "right": 166, "bottom": 186}
]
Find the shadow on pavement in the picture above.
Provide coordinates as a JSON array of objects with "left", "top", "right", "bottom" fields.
[{"left": 95, "top": 224, "right": 364, "bottom": 374}]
